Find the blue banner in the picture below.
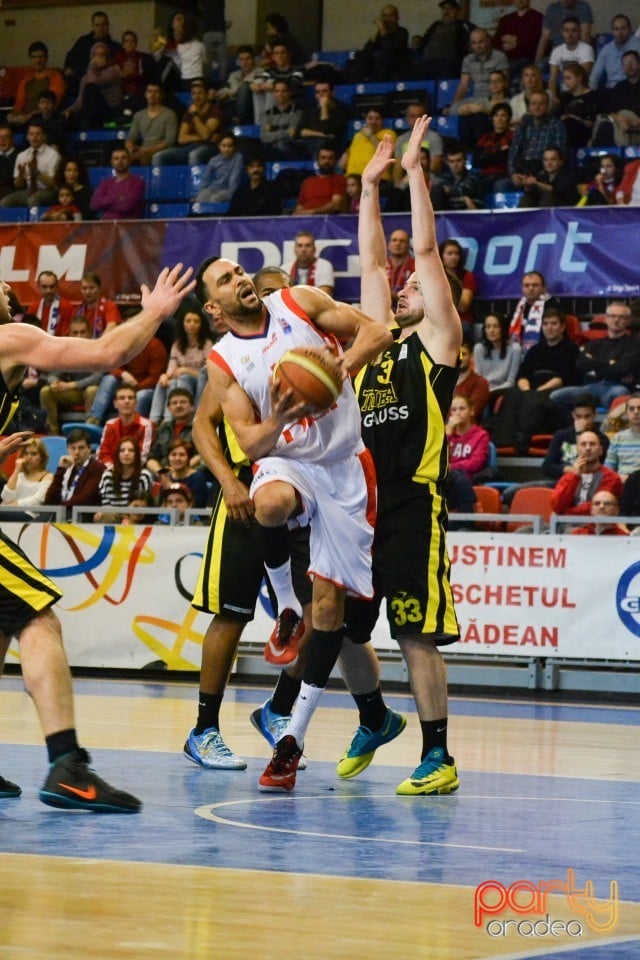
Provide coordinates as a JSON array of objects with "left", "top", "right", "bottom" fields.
[{"left": 163, "top": 207, "right": 640, "bottom": 302}]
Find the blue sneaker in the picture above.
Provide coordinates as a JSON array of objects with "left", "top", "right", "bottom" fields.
[
  {"left": 0, "top": 774, "right": 21, "bottom": 798},
  {"left": 336, "top": 707, "right": 406, "bottom": 779},
  {"left": 396, "top": 747, "right": 460, "bottom": 796},
  {"left": 250, "top": 700, "right": 307, "bottom": 769},
  {"left": 183, "top": 727, "right": 247, "bottom": 770}
]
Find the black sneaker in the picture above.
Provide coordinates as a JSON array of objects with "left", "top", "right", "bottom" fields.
[
  {"left": 0, "top": 774, "right": 21, "bottom": 798},
  {"left": 39, "top": 748, "right": 141, "bottom": 813}
]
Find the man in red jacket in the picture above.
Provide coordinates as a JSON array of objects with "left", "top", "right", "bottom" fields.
[
  {"left": 44, "top": 427, "right": 105, "bottom": 509},
  {"left": 27, "top": 271, "right": 75, "bottom": 337},
  {"left": 96, "top": 383, "right": 155, "bottom": 467},
  {"left": 551, "top": 430, "right": 622, "bottom": 515}
]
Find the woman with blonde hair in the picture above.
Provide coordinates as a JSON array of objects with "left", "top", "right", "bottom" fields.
[{"left": 0, "top": 438, "right": 54, "bottom": 517}]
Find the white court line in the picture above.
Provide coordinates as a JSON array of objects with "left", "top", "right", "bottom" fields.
[{"left": 195, "top": 795, "right": 525, "bottom": 852}]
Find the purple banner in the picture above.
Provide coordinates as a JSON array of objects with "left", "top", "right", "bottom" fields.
[{"left": 162, "top": 207, "right": 640, "bottom": 302}]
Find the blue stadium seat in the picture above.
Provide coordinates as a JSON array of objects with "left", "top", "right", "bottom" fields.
[
  {"left": 189, "top": 164, "right": 206, "bottom": 197},
  {"left": 149, "top": 165, "right": 190, "bottom": 201},
  {"left": 0, "top": 208, "right": 29, "bottom": 223},
  {"left": 434, "top": 115, "right": 459, "bottom": 138},
  {"left": 266, "top": 160, "right": 315, "bottom": 180},
  {"left": 61, "top": 422, "right": 104, "bottom": 446},
  {"left": 624, "top": 146, "right": 640, "bottom": 159},
  {"left": 88, "top": 166, "right": 112, "bottom": 189},
  {"left": 190, "top": 201, "right": 229, "bottom": 216},
  {"left": 147, "top": 202, "right": 190, "bottom": 219},
  {"left": 231, "top": 124, "right": 260, "bottom": 138},
  {"left": 28, "top": 206, "right": 46, "bottom": 222},
  {"left": 310, "top": 50, "right": 354, "bottom": 70},
  {"left": 575, "top": 146, "right": 622, "bottom": 165},
  {"left": 594, "top": 32, "right": 613, "bottom": 53},
  {"left": 354, "top": 82, "right": 396, "bottom": 95},
  {"left": 333, "top": 84, "right": 356, "bottom": 107},
  {"left": 436, "top": 79, "right": 460, "bottom": 109},
  {"left": 70, "top": 129, "right": 128, "bottom": 146},
  {"left": 40, "top": 435, "right": 69, "bottom": 468},
  {"left": 485, "top": 191, "right": 524, "bottom": 209}
]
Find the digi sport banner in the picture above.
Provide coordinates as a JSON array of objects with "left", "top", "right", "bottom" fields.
[{"left": 1, "top": 207, "right": 639, "bottom": 307}]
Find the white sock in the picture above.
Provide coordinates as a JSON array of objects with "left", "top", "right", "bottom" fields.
[
  {"left": 266, "top": 560, "right": 302, "bottom": 618},
  {"left": 282, "top": 682, "right": 324, "bottom": 748}
]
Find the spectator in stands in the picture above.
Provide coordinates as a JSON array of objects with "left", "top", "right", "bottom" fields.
[
  {"left": 282, "top": 230, "right": 335, "bottom": 295},
  {"left": 258, "top": 13, "right": 306, "bottom": 70},
  {"left": 492, "top": 0, "right": 544, "bottom": 78},
  {"left": 228, "top": 155, "right": 282, "bottom": 216},
  {"left": 149, "top": 308, "right": 213, "bottom": 423},
  {"left": 54, "top": 156, "right": 93, "bottom": 219},
  {"left": 7, "top": 41, "right": 66, "bottom": 130},
  {"left": 74, "top": 272, "right": 122, "bottom": 338},
  {"left": 194, "top": 132, "right": 243, "bottom": 203},
  {"left": 447, "top": 394, "right": 490, "bottom": 480},
  {"left": 550, "top": 429, "right": 622, "bottom": 516},
  {"left": 517, "top": 146, "right": 580, "bottom": 207},
  {"left": 42, "top": 185, "right": 83, "bottom": 222},
  {"left": 95, "top": 437, "right": 154, "bottom": 522},
  {"left": 44, "top": 427, "right": 105, "bottom": 509},
  {"left": 215, "top": 46, "right": 258, "bottom": 124},
  {"left": 167, "top": 15, "right": 207, "bottom": 91},
  {"left": 580, "top": 152, "right": 623, "bottom": 205},
  {"left": 114, "top": 30, "right": 157, "bottom": 114},
  {"left": 393, "top": 101, "right": 444, "bottom": 181},
  {"left": 508, "top": 91, "right": 567, "bottom": 187},
  {"left": 454, "top": 340, "right": 490, "bottom": 422},
  {"left": 30, "top": 90, "right": 67, "bottom": 154},
  {"left": 430, "top": 143, "right": 483, "bottom": 211},
  {"left": 0, "top": 120, "right": 60, "bottom": 209},
  {"left": 339, "top": 108, "right": 396, "bottom": 181},
  {"left": 259, "top": 79, "right": 302, "bottom": 159},
  {"left": 589, "top": 15, "right": 640, "bottom": 91},
  {"left": 27, "top": 270, "right": 75, "bottom": 337},
  {"left": 570, "top": 491, "right": 629, "bottom": 535},
  {"left": 385, "top": 229, "right": 414, "bottom": 308},
  {"left": 357, "top": 4, "right": 409, "bottom": 81},
  {"left": 153, "top": 79, "right": 222, "bottom": 165},
  {"left": 557, "top": 63, "right": 598, "bottom": 148},
  {"left": 88, "top": 337, "right": 167, "bottom": 425},
  {"left": 0, "top": 126, "right": 18, "bottom": 200},
  {"left": 620, "top": 466, "right": 640, "bottom": 521},
  {"left": 510, "top": 63, "right": 545, "bottom": 127},
  {"left": 201, "top": 1, "right": 228, "bottom": 83},
  {"left": 550, "top": 301, "right": 640, "bottom": 411},
  {"left": 251, "top": 40, "right": 304, "bottom": 125},
  {"left": 473, "top": 313, "right": 523, "bottom": 400},
  {"left": 63, "top": 10, "right": 122, "bottom": 96},
  {"left": 294, "top": 80, "right": 350, "bottom": 159},
  {"left": 38, "top": 315, "right": 101, "bottom": 435},
  {"left": 616, "top": 155, "right": 640, "bottom": 205},
  {"left": 293, "top": 146, "right": 346, "bottom": 215},
  {"left": 491, "top": 309, "right": 579, "bottom": 451},
  {"left": 158, "top": 481, "right": 195, "bottom": 525},
  {"left": 439, "top": 239, "right": 476, "bottom": 337},
  {"left": 146, "top": 388, "right": 196, "bottom": 473},
  {"left": 0, "top": 438, "right": 53, "bottom": 517},
  {"left": 157, "top": 438, "right": 209, "bottom": 508},
  {"left": 472, "top": 102, "right": 514, "bottom": 195},
  {"left": 604, "top": 393, "right": 640, "bottom": 482},
  {"left": 95, "top": 385, "right": 155, "bottom": 468},
  {"left": 345, "top": 172, "right": 362, "bottom": 212},
  {"left": 62, "top": 42, "right": 123, "bottom": 129},
  {"left": 592, "top": 50, "right": 640, "bottom": 148},
  {"left": 547, "top": 16, "right": 594, "bottom": 102},
  {"left": 509, "top": 270, "right": 555, "bottom": 351},
  {"left": 451, "top": 67, "right": 511, "bottom": 151},
  {"left": 90, "top": 146, "right": 145, "bottom": 220},
  {"left": 535, "top": 0, "right": 593, "bottom": 65},
  {"left": 448, "top": 30, "right": 509, "bottom": 121},
  {"left": 125, "top": 82, "right": 179, "bottom": 167},
  {"left": 410, "top": 0, "right": 474, "bottom": 82}
]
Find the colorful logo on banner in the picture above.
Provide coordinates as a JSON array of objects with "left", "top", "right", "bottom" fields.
[{"left": 616, "top": 560, "right": 640, "bottom": 638}]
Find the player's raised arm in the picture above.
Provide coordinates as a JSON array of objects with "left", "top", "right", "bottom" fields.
[
  {"left": 402, "top": 115, "right": 462, "bottom": 365},
  {"left": 358, "top": 136, "right": 395, "bottom": 326}
]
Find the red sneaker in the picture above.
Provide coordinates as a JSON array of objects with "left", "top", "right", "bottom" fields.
[
  {"left": 264, "top": 608, "right": 304, "bottom": 667},
  {"left": 258, "top": 735, "right": 303, "bottom": 792}
]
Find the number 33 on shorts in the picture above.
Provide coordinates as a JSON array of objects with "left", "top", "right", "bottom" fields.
[{"left": 390, "top": 592, "right": 423, "bottom": 626}]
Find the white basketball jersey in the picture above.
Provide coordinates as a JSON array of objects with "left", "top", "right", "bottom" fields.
[{"left": 210, "top": 288, "right": 363, "bottom": 463}]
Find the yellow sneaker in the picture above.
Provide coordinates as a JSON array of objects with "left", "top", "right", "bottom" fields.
[
  {"left": 396, "top": 747, "right": 460, "bottom": 796},
  {"left": 336, "top": 708, "right": 406, "bottom": 779}
]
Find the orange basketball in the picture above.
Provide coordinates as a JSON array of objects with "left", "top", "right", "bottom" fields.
[{"left": 274, "top": 346, "right": 343, "bottom": 412}]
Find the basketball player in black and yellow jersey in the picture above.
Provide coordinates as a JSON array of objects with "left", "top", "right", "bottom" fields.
[
  {"left": 0, "top": 263, "right": 194, "bottom": 811},
  {"left": 338, "top": 115, "right": 463, "bottom": 795}
]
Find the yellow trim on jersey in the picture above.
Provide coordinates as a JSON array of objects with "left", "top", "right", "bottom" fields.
[
  {"left": 191, "top": 489, "right": 229, "bottom": 613},
  {"left": 224, "top": 419, "right": 250, "bottom": 468},
  {"left": 412, "top": 353, "right": 446, "bottom": 485},
  {"left": 0, "top": 540, "right": 61, "bottom": 610},
  {"left": 0, "top": 397, "right": 19, "bottom": 435},
  {"left": 422, "top": 486, "right": 458, "bottom": 636}
]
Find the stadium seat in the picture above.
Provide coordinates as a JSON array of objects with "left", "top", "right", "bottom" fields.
[
  {"left": 40, "top": 435, "right": 69, "bottom": 469},
  {"left": 309, "top": 50, "right": 354, "bottom": 71},
  {"left": 436, "top": 79, "right": 459, "bottom": 109},
  {"left": 61, "top": 422, "right": 104, "bottom": 446},
  {"left": 0, "top": 208, "right": 29, "bottom": 223},
  {"left": 624, "top": 146, "right": 640, "bottom": 159},
  {"left": 332, "top": 84, "right": 356, "bottom": 108},
  {"left": 434, "top": 115, "right": 459, "bottom": 138},
  {"left": 473, "top": 485, "right": 504, "bottom": 531},
  {"left": 149, "top": 165, "right": 190, "bottom": 201},
  {"left": 147, "top": 202, "right": 190, "bottom": 219},
  {"left": 88, "top": 166, "right": 112, "bottom": 189},
  {"left": 190, "top": 201, "right": 229, "bottom": 216},
  {"left": 485, "top": 192, "right": 524, "bottom": 210},
  {"left": 266, "top": 160, "right": 315, "bottom": 179},
  {"left": 189, "top": 164, "right": 206, "bottom": 197},
  {"left": 506, "top": 487, "right": 554, "bottom": 532}
]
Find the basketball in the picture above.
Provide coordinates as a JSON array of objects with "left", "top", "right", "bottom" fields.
[{"left": 274, "top": 346, "right": 343, "bottom": 412}]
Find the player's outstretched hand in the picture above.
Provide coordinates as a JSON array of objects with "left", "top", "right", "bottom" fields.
[
  {"left": 140, "top": 264, "right": 196, "bottom": 320},
  {"left": 362, "top": 135, "right": 395, "bottom": 187},
  {"left": 401, "top": 114, "right": 432, "bottom": 173}
]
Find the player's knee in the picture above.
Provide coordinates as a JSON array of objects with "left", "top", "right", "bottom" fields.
[{"left": 254, "top": 483, "right": 296, "bottom": 527}]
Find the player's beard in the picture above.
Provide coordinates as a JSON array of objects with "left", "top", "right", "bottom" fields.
[{"left": 394, "top": 305, "right": 423, "bottom": 329}]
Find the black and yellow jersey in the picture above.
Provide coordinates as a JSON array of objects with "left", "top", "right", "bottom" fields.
[
  {"left": 354, "top": 330, "right": 458, "bottom": 487},
  {"left": 0, "top": 371, "right": 19, "bottom": 435}
]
